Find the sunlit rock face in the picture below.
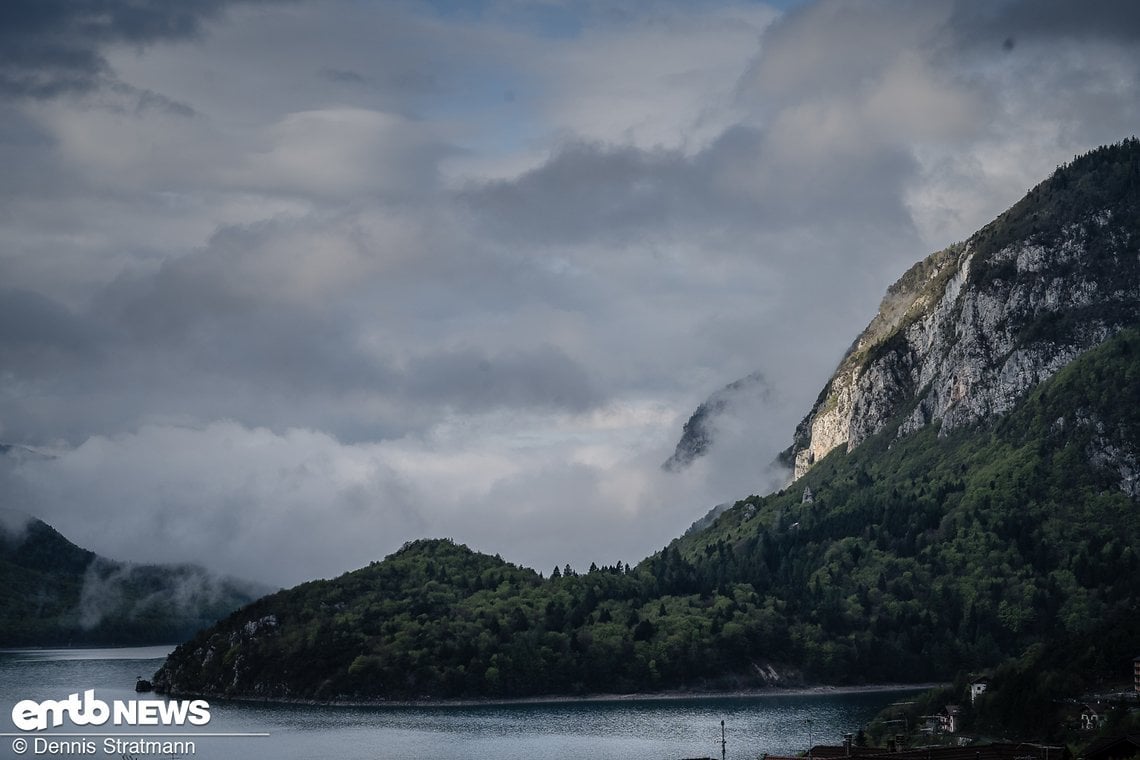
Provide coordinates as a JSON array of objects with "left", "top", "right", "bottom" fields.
[{"left": 788, "top": 142, "right": 1140, "bottom": 480}]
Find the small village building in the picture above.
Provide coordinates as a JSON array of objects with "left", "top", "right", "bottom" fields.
[
  {"left": 1081, "top": 705, "right": 1101, "bottom": 732},
  {"left": 1133, "top": 656, "right": 1140, "bottom": 694},
  {"left": 940, "top": 705, "right": 961, "bottom": 734}
]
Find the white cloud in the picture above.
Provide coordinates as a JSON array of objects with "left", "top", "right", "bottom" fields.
[
  {"left": 537, "top": 4, "right": 778, "bottom": 152},
  {"left": 11, "top": 402, "right": 784, "bottom": 585},
  {"left": 228, "top": 108, "right": 446, "bottom": 199},
  {"left": 2, "top": 0, "right": 1139, "bottom": 585}
]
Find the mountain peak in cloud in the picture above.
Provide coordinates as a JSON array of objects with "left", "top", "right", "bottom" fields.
[{"left": 663, "top": 371, "right": 770, "bottom": 472}]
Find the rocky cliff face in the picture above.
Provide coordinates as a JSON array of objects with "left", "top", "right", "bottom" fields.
[{"left": 787, "top": 139, "right": 1140, "bottom": 480}]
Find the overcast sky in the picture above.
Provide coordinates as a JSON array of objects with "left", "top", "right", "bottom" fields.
[{"left": 2, "top": 0, "right": 1138, "bottom": 587}]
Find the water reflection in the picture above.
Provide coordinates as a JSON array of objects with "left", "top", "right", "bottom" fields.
[{"left": 0, "top": 649, "right": 924, "bottom": 760}]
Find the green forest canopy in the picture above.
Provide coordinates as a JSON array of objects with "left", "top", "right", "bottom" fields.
[{"left": 156, "top": 326, "right": 1140, "bottom": 701}]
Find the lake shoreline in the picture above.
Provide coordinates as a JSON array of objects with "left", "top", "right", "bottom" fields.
[
  {"left": 3, "top": 651, "right": 913, "bottom": 760},
  {"left": 0, "top": 647, "right": 942, "bottom": 710},
  {"left": 177, "top": 682, "right": 945, "bottom": 710}
]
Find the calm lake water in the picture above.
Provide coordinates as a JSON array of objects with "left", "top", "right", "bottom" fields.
[{"left": 0, "top": 647, "right": 921, "bottom": 760}]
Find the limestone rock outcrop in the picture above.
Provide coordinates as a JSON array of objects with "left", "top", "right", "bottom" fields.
[{"left": 786, "top": 141, "right": 1140, "bottom": 479}]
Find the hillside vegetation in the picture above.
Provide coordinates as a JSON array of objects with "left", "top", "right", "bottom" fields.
[
  {"left": 155, "top": 328, "right": 1140, "bottom": 700},
  {"left": 0, "top": 516, "right": 266, "bottom": 645},
  {"left": 677, "top": 326, "right": 1140, "bottom": 682}
]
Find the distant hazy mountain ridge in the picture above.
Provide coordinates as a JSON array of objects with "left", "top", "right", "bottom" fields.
[
  {"left": 0, "top": 512, "right": 268, "bottom": 645},
  {"left": 785, "top": 139, "right": 1140, "bottom": 479}
]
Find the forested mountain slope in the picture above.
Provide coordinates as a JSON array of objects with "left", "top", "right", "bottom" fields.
[
  {"left": 675, "top": 326, "right": 1140, "bottom": 682},
  {"left": 154, "top": 142, "right": 1140, "bottom": 702},
  {"left": 154, "top": 327, "right": 1140, "bottom": 700},
  {"left": 0, "top": 514, "right": 268, "bottom": 645}
]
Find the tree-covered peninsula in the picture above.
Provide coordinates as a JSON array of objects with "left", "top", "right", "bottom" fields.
[
  {"left": 155, "top": 326, "right": 1140, "bottom": 700},
  {"left": 155, "top": 141, "right": 1140, "bottom": 702}
]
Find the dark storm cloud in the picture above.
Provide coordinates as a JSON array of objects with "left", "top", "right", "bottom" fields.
[
  {"left": 463, "top": 128, "right": 918, "bottom": 246},
  {"left": 0, "top": 207, "right": 604, "bottom": 446},
  {"left": 0, "top": 289, "right": 105, "bottom": 366},
  {"left": 948, "top": 0, "right": 1140, "bottom": 48},
  {"left": 462, "top": 142, "right": 709, "bottom": 244},
  {"left": 101, "top": 260, "right": 599, "bottom": 416},
  {"left": 3, "top": 0, "right": 1139, "bottom": 583},
  {"left": 0, "top": 0, "right": 267, "bottom": 98}
]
